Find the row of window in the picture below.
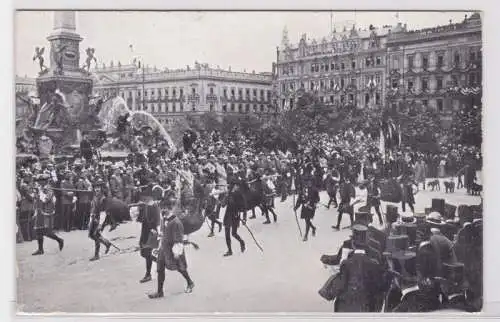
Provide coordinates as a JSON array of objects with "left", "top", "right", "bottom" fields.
[
  {"left": 283, "top": 92, "right": 382, "bottom": 109},
  {"left": 281, "top": 56, "right": 383, "bottom": 76},
  {"left": 391, "top": 73, "right": 480, "bottom": 91},
  {"left": 398, "top": 49, "right": 481, "bottom": 70},
  {"left": 282, "top": 74, "right": 382, "bottom": 92},
  {"left": 221, "top": 103, "right": 275, "bottom": 113},
  {"left": 102, "top": 87, "right": 272, "bottom": 101},
  {"left": 391, "top": 99, "right": 445, "bottom": 112},
  {"left": 132, "top": 102, "right": 274, "bottom": 114}
]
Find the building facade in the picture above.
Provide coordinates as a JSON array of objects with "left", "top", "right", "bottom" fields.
[
  {"left": 15, "top": 75, "right": 36, "bottom": 119},
  {"left": 275, "top": 13, "right": 482, "bottom": 115},
  {"left": 385, "top": 13, "right": 481, "bottom": 114},
  {"left": 91, "top": 62, "right": 274, "bottom": 129},
  {"left": 275, "top": 23, "right": 400, "bottom": 111}
]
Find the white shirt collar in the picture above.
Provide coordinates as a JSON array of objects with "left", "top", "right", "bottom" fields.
[{"left": 354, "top": 249, "right": 366, "bottom": 255}]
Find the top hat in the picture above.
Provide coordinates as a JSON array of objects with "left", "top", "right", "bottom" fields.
[
  {"left": 386, "top": 205, "right": 399, "bottom": 224},
  {"left": 457, "top": 205, "right": 473, "bottom": 225},
  {"left": 443, "top": 203, "right": 457, "bottom": 220},
  {"left": 352, "top": 224, "right": 368, "bottom": 247},
  {"left": 355, "top": 212, "right": 372, "bottom": 226},
  {"left": 431, "top": 198, "right": 445, "bottom": 216},
  {"left": 414, "top": 212, "right": 427, "bottom": 224}
]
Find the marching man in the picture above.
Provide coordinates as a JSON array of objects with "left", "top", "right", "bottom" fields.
[
  {"left": 32, "top": 174, "right": 64, "bottom": 255},
  {"left": 148, "top": 195, "right": 195, "bottom": 299}
]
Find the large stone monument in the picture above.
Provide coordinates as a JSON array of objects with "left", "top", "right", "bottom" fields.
[{"left": 30, "top": 11, "right": 103, "bottom": 155}]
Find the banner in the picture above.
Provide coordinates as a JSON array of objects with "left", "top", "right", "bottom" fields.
[{"left": 379, "top": 128, "right": 385, "bottom": 160}]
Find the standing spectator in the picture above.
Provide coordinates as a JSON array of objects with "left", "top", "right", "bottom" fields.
[
  {"left": 414, "top": 158, "right": 427, "bottom": 190},
  {"left": 60, "top": 170, "right": 75, "bottom": 232}
]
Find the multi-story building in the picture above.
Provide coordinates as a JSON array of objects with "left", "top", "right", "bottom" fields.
[
  {"left": 385, "top": 13, "right": 482, "bottom": 114},
  {"left": 91, "top": 62, "right": 274, "bottom": 129},
  {"left": 275, "top": 23, "right": 400, "bottom": 111},
  {"left": 15, "top": 75, "right": 36, "bottom": 119}
]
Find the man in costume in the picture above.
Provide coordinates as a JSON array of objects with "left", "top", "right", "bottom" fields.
[
  {"left": 32, "top": 175, "right": 64, "bottom": 255},
  {"left": 294, "top": 180, "right": 319, "bottom": 242},
  {"left": 137, "top": 191, "right": 161, "bottom": 283},
  {"left": 365, "top": 176, "right": 384, "bottom": 226},
  {"left": 223, "top": 167, "right": 246, "bottom": 257},
  {"left": 148, "top": 195, "right": 195, "bottom": 298},
  {"left": 324, "top": 167, "right": 340, "bottom": 209},
  {"left": 88, "top": 193, "right": 112, "bottom": 261}
]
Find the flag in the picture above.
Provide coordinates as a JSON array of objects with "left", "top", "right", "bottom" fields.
[
  {"left": 398, "top": 124, "right": 402, "bottom": 148},
  {"left": 129, "top": 44, "right": 133, "bottom": 52},
  {"left": 379, "top": 128, "right": 385, "bottom": 160}
]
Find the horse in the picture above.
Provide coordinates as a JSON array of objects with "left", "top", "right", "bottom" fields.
[
  {"left": 150, "top": 176, "right": 205, "bottom": 250},
  {"left": 92, "top": 194, "right": 131, "bottom": 232},
  {"left": 226, "top": 177, "right": 276, "bottom": 223}
]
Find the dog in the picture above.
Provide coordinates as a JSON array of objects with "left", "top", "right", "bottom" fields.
[
  {"left": 444, "top": 180, "right": 455, "bottom": 193},
  {"left": 470, "top": 183, "right": 482, "bottom": 196},
  {"left": 427, "top": 179, "right": 440, "bottom": 191}
]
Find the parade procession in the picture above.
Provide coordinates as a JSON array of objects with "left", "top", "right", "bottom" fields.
[{"left": 15, "top": 10, "right": 483, "bottom": 314}]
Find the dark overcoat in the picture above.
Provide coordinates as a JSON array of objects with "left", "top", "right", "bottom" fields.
[
  {"left": 159, "top": 214, "right": 188, "bottom": 271},
  {"left": 334, "top": 252, "right": 386, "bottom": 312}
]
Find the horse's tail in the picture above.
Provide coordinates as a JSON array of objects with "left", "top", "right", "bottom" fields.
[{"left": 182, "top": 239, "right": 200, "bottom": 250}]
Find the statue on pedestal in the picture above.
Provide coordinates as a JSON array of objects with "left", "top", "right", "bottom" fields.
[
  {"left": 84, "top": 47, "right": 97, "bottom": 72},
  {"left": 34, "top": 91, "right": 71, "bottom": 130},
  {"left": 32, "top": 47, "right": 48, "bottom": 74},
  {"left": 52, "top": 43, "right": 68, "bottom": 75}
]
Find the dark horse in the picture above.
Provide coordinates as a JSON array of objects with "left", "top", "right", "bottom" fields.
[
  {"left": 227, "top": 178, "right": 277, "bottom": 224},
  {"left": 93, "top": 195, "right": 132, "bottom": 232}
]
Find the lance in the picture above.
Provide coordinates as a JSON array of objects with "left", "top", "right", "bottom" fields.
[
  {"left": 47, "top": 187, "right": 93, "bottom": 193},
  {"left": 240, "top": 219, "right": 264, "bottom": 253},
  {"left": 292, "top": 190, "right": 303, "bottom": 237}
]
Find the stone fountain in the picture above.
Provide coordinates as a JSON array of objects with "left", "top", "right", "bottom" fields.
[
  {"left": 19, "top": 11, "right": 177, "bottom": 159},
  {"left": 26, "top": 11, "right": 105, "bottom": 156}
]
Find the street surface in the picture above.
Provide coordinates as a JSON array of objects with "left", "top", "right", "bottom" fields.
[{"left": 16, "top": 177, "right": 481, "bottom": 313}]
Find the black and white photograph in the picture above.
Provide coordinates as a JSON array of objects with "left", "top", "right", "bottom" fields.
[{"left": 14, "top": 10, "right": 483, "bottom": 314}]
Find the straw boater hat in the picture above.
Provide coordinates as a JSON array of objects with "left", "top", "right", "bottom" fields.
[{"left": 426, "top": 212, "right": 445, "bottom": 225}]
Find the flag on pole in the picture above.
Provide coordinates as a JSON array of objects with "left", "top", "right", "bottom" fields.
[
  {"left": 398, "top": 124, "right": 402, "bottom": 148},
  {"left": 379, "top": 128, "right": 385, "bottom": 160}
]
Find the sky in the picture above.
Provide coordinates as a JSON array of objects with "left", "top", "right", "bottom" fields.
[{"left": 15, "top": 10, "right": 473, "bottom": 78}]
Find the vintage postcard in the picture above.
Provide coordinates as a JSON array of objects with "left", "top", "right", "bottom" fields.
[{"left": 15, "top": 10, "right": 482, "bottom": 314}]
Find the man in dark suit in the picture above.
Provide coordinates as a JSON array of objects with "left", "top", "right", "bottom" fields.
[
  {"left": 333, "top": 230, "right": 386, "bottom": 312},
  {"left": 137, "top": 194, "right": 161, "bottom": 283},
  {"left": 333, "top": 178, "right": 356, "bottom": 230},
  {"left": 324, "top": 168, "right": 340, "bottom": 209}
]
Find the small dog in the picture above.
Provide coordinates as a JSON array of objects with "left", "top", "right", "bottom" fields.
[
  {"left": 427, "top": 179, "right": 440, "bottom": 191},
  {"left": 444, "top": 180, "right": 455, "bottom": 193},
  {"left": 470, "top": 183, "right": 483, "bottom": 196}
]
